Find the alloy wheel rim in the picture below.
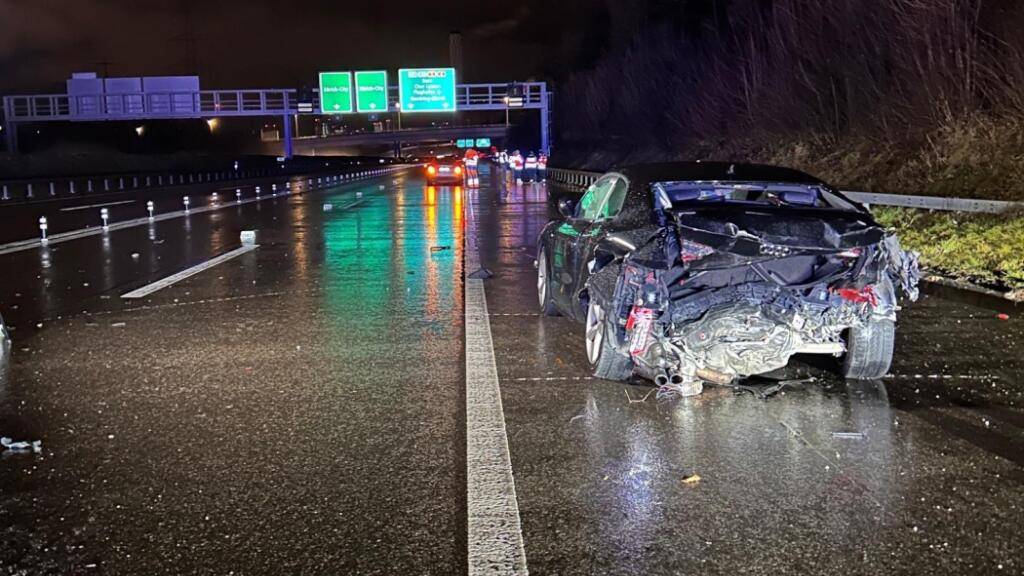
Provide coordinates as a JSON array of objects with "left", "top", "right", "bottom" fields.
[
  {"left": 586, "top": 301, "right": 603, "bottom": 364},
  {"left": 537, "top": 253, "right": 547, "bottom": 308}
]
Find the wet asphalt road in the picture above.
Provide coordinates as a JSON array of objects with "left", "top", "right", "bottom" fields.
[{"left": 2, "top": 164, "right": 1023, "bottom": 575}]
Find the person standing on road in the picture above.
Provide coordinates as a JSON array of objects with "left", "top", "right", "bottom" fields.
[
  {"left": 537, "top": 152, "right": 548, "bottom": 182},
  {"left": 464, "top": 148, "right": 480, "bottom": 187},
  {"left": 510, "top": 150, "right": 524, "bottom": 184},
  {"left": 524, "top": 151, "right": 538, "bottom": 182}
]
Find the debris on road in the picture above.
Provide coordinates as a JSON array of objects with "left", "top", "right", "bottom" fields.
[
  {"left": 624, "top": 388, "right": 654, "bottom": 403},
  {"left": 131, "top": 252, "right": 140, "bottom": 259},
  {"left": 240, "top": 231, "right": 257, "bottom": 245},
  {"left": 997, "top": 313, "right": 1010, "bottom": 321},
  {"left": 111, "top": 322, "right": 126, "bottom": 327},
  {"left": 323, "top": 203, "right": 333, "bottom": 211},
  {"left": 1, "top": 437, "right": 43, "bottom": 454},
  {"left": 468, "top": 268, "right": 494, "bottom": 279},
  {"left": 430, "top": 245, "right": 451, "bottom": 252},
  {"left": 681, "top": 474, "right": 701, "bottom": 485},
  {"left": 832, "top": 431, "right": 867, "bottom": 440}
]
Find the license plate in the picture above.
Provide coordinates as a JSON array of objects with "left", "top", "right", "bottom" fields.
[{"left": 439, "top": 167, "right": 451, "bottom": 172}]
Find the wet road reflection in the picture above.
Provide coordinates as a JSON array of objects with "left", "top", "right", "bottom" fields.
[
  {"left": 0, "top": 170, "right": 467, "bottom": 575},
  {"left": 475, "top": 172, "right": 1024, "bottom": 575}
]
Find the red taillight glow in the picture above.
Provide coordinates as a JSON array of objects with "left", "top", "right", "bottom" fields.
[
  {"left": 454, "top": 165, "right": 462, "bottom": 175},
  {"left": 427, "top": 165, "right": 437, "bottom": 175}
]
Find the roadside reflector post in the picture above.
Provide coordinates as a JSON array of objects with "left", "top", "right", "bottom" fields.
[
  {"left": 1, "top": 185, "right": 8, "bottom": 200},
  {"left": 272, "top": 184, "right": 277, "bottom": 194},
  {"left": 26, "top": 184, "right": 33, "bottom": 199},
  {"left": 100, "top": 207, "right": 109, "bottom": 229},
  {"left": 255, "top": 186, "right": 261, "bottom": 199},
  {"left": 183, "top": 196, "right": 190, "bottom": 213},
  {"left": 147, "top": 201, "right": 154, "bottom": 219},
  {"left": 285, "top": 182, "right": 291, "bottom": 193},
  {"left": 236, "top": 189, "right": 242, "bottom": 202},
  {"left": 212, "top": 192, "right": 219, "bottom": 205},
  {"left": 240, "top": 230, "right": 256, "bottom": 245},
  {"left": 39, "top": 216, "right": 48, "bottom": 242}
]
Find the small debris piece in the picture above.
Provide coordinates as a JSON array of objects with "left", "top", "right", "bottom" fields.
[
  {"left": 111, "top": 322, "right": 126, "bottom": 328},
  {"left": 323, "top": 203, "right": 333, "bottom": 211},
  {"left": 430, "top": 245, "right": 451, "bottom": 252},
  {"left": 131, "top": 253, "right": 140, "bottom": 259},
  {"left": 681, "top": 474, "right": 701, "bottom": 485},
  {"left": 832, "top": 431, "right": 866, "bottom": 440},
  {"left": 468, "top": 268, "right": 494, "bottom": 279},
  {"left": 1, "top": 437, "right": 43, "bottom": 454},
  {"left": 997, "top": 313, "right": 1010, "bottom": 321}
]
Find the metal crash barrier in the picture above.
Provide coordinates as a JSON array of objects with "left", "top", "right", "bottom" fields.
[{"left": 545, "top": 167, "right": 1022, "bottom": 214}]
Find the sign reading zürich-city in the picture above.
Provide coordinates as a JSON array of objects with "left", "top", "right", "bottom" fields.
[
  {"left": 398, "top": 68, "right": 457, "bottom": 112},
  {"left": 355, "top": 71, "right": 388, "bottom": 113},
  {"left": 319, "top": 71, "right": 353, "bottom": 114}
]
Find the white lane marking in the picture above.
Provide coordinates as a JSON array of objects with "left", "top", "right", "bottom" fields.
[
  {"left": 465, "top": 194, "right": 529, "bottom": 575},
  {"left": 121, "top": 245, "right": 258, "bottom": 299},
  {"left": 60, "top": 200, "right": 137, "bottom": 212}
]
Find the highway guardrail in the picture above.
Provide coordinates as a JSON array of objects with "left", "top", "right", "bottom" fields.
[{"left": 546, "top": 167, "right": 1022, "bottom": 214}]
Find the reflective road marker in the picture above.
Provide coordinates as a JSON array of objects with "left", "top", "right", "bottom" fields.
[
  {"left": 464, "top": 197, "right": 529, "bottom": 575},
  {"left": 121, "top": 244, "right": 258, "bottom": 299}
]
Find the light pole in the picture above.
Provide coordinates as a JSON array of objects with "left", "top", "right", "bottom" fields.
[{"left": 395, "top": 102, "right": 402, "bottom": 131}]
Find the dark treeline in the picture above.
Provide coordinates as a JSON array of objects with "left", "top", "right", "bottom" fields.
[{"left": 554, "top": 0, "right": 1024, "bottom": 163}]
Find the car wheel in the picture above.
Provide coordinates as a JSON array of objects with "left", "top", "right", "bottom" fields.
[
  {"left": 585, "top": 299, "right": 633, "bottom": 381},
  {"left": 842, "top": 319, "right": 895, "bottom": 380},
  {"left": 537, "top": 250, "right": 560, "bottom": 316}
]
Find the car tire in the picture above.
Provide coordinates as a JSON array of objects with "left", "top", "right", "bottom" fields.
[
  {"left": 537, "top": 250, "right": 560, "bottom": 316},
  {"left": 842, "top": 319, "right": 895, "bottom": 380},
  {"left": 585, "top": 299, "right": 633, "bottom": 381}
]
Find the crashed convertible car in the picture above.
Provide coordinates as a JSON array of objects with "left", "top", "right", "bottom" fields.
[{"left": 536, "top": 162, "right": 920, "bottom": 395}]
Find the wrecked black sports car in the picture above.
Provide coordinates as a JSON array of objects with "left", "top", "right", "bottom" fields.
[{"left": 536, "top": 162, "right": 920, "bottom": 396}]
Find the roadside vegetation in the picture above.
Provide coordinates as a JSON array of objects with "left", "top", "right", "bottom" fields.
[
  {"left": 874, "top": 207, "right": 1024, "bottom": 292},
  {"left": 551, "top": 0, "right": 1024, "bottom": 290}
]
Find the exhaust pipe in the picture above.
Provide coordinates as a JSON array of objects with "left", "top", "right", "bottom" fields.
[
  {"left": 695, "top": 367, "right": 732, "bottom": 386},
  {"left": 654, "top": 373, "right": 670, "bottom": 387}
]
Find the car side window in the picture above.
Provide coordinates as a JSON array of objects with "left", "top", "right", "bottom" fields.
[
  {"left": 576, "top": 176, "right": 616, "bottom": 221},
  {"left": 602, "top": 178, "right": 629, "bottom": 220}
]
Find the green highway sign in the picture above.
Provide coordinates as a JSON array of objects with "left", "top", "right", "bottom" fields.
[
  {"left": 319, "top": 72, "right": 353, "bottom": 114},
  {"left": 355, "top": 70, "right": 388, "bottom": 113},
  {"left": 456, "top": 139, "right": 469, "bottom": 148},
  {"left": 475, "top": 138, "right": 491, "bottom": 148},
  {"left": 398, "top": 68, "right": 457, "bottom": 113}
]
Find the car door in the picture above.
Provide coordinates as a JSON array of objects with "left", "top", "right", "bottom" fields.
[
  {"left": 550, "top": 175, "right": 617, "bottom": 314},
  {"left": 568, "top": 175, "right": 630, "bottom": 314}
]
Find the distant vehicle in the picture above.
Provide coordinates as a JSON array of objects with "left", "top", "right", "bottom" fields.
[
  {"left": 536, "top": 162, "right": 920, "bottom": 393},
  {"left": 425, "top": 157, "right": 465, "bottom": 186}
]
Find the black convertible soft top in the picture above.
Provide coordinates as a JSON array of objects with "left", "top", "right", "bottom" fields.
[{"left": 619, "top": 162, "right": 826, "bottom": 186}]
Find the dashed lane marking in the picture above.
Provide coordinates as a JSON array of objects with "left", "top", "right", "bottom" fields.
[
  {"left": 464, "top": 192, "right": 529, "bottom": 575},
  {"left": 121, "top": 245, "right": 259, "bottom": 299},
  {"left": 60, "top": 199, "right": 137, "bottom": 212}
]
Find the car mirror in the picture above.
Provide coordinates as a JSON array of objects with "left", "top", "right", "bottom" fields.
[{"left": 558, "top": 198, "right": 576, "bottom": 218}]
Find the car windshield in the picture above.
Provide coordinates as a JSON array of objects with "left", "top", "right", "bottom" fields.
[{"left": 652, "top": 181, "right": 859, "bottom": 211}]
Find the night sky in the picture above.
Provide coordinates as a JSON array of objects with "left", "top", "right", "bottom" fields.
[{"left": 0, "top": 0, "right": 611, "bottom": 93}]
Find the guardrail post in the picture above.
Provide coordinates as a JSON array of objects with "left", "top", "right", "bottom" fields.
[
  {"left": 132, "top": 176, "right": 138, "bottom": 188},
  {"left": 69, "top": 181, "right": 76, "bottom": 194},
  {"left": 1, "top": 185, "right": 8, "bottom": 200},
  {"left": 118, "top": 177, "right": 125, "bottom": 190},
  {"left": 158, "top": 175, "right": 163, "bottom": 186},
  {"left": 104, "top": 178, "right": 110, "bottom": 191},
  {"left": 87, "top": 180, "right": 94, "bottom": 193},
  {"left": 49, "top": 182, "right": 56, "bottom": 196},
  {"left": 146, "top": 176, "right": 151, "bottom": 187}
]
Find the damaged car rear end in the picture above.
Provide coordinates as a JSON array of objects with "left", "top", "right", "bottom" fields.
[{"left": 537, "top": 163, "right": 920, "bottom": 396}]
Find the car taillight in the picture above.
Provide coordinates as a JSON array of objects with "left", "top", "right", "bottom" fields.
[
  {"left": 454, "top": 166, "right": 462, "bottom": 175},
  {"left": 680, "top": 239, "right": 714, "bottom": 263},
  {"left": 427, "top": 165, "right": 437, "bottom": 175}
]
